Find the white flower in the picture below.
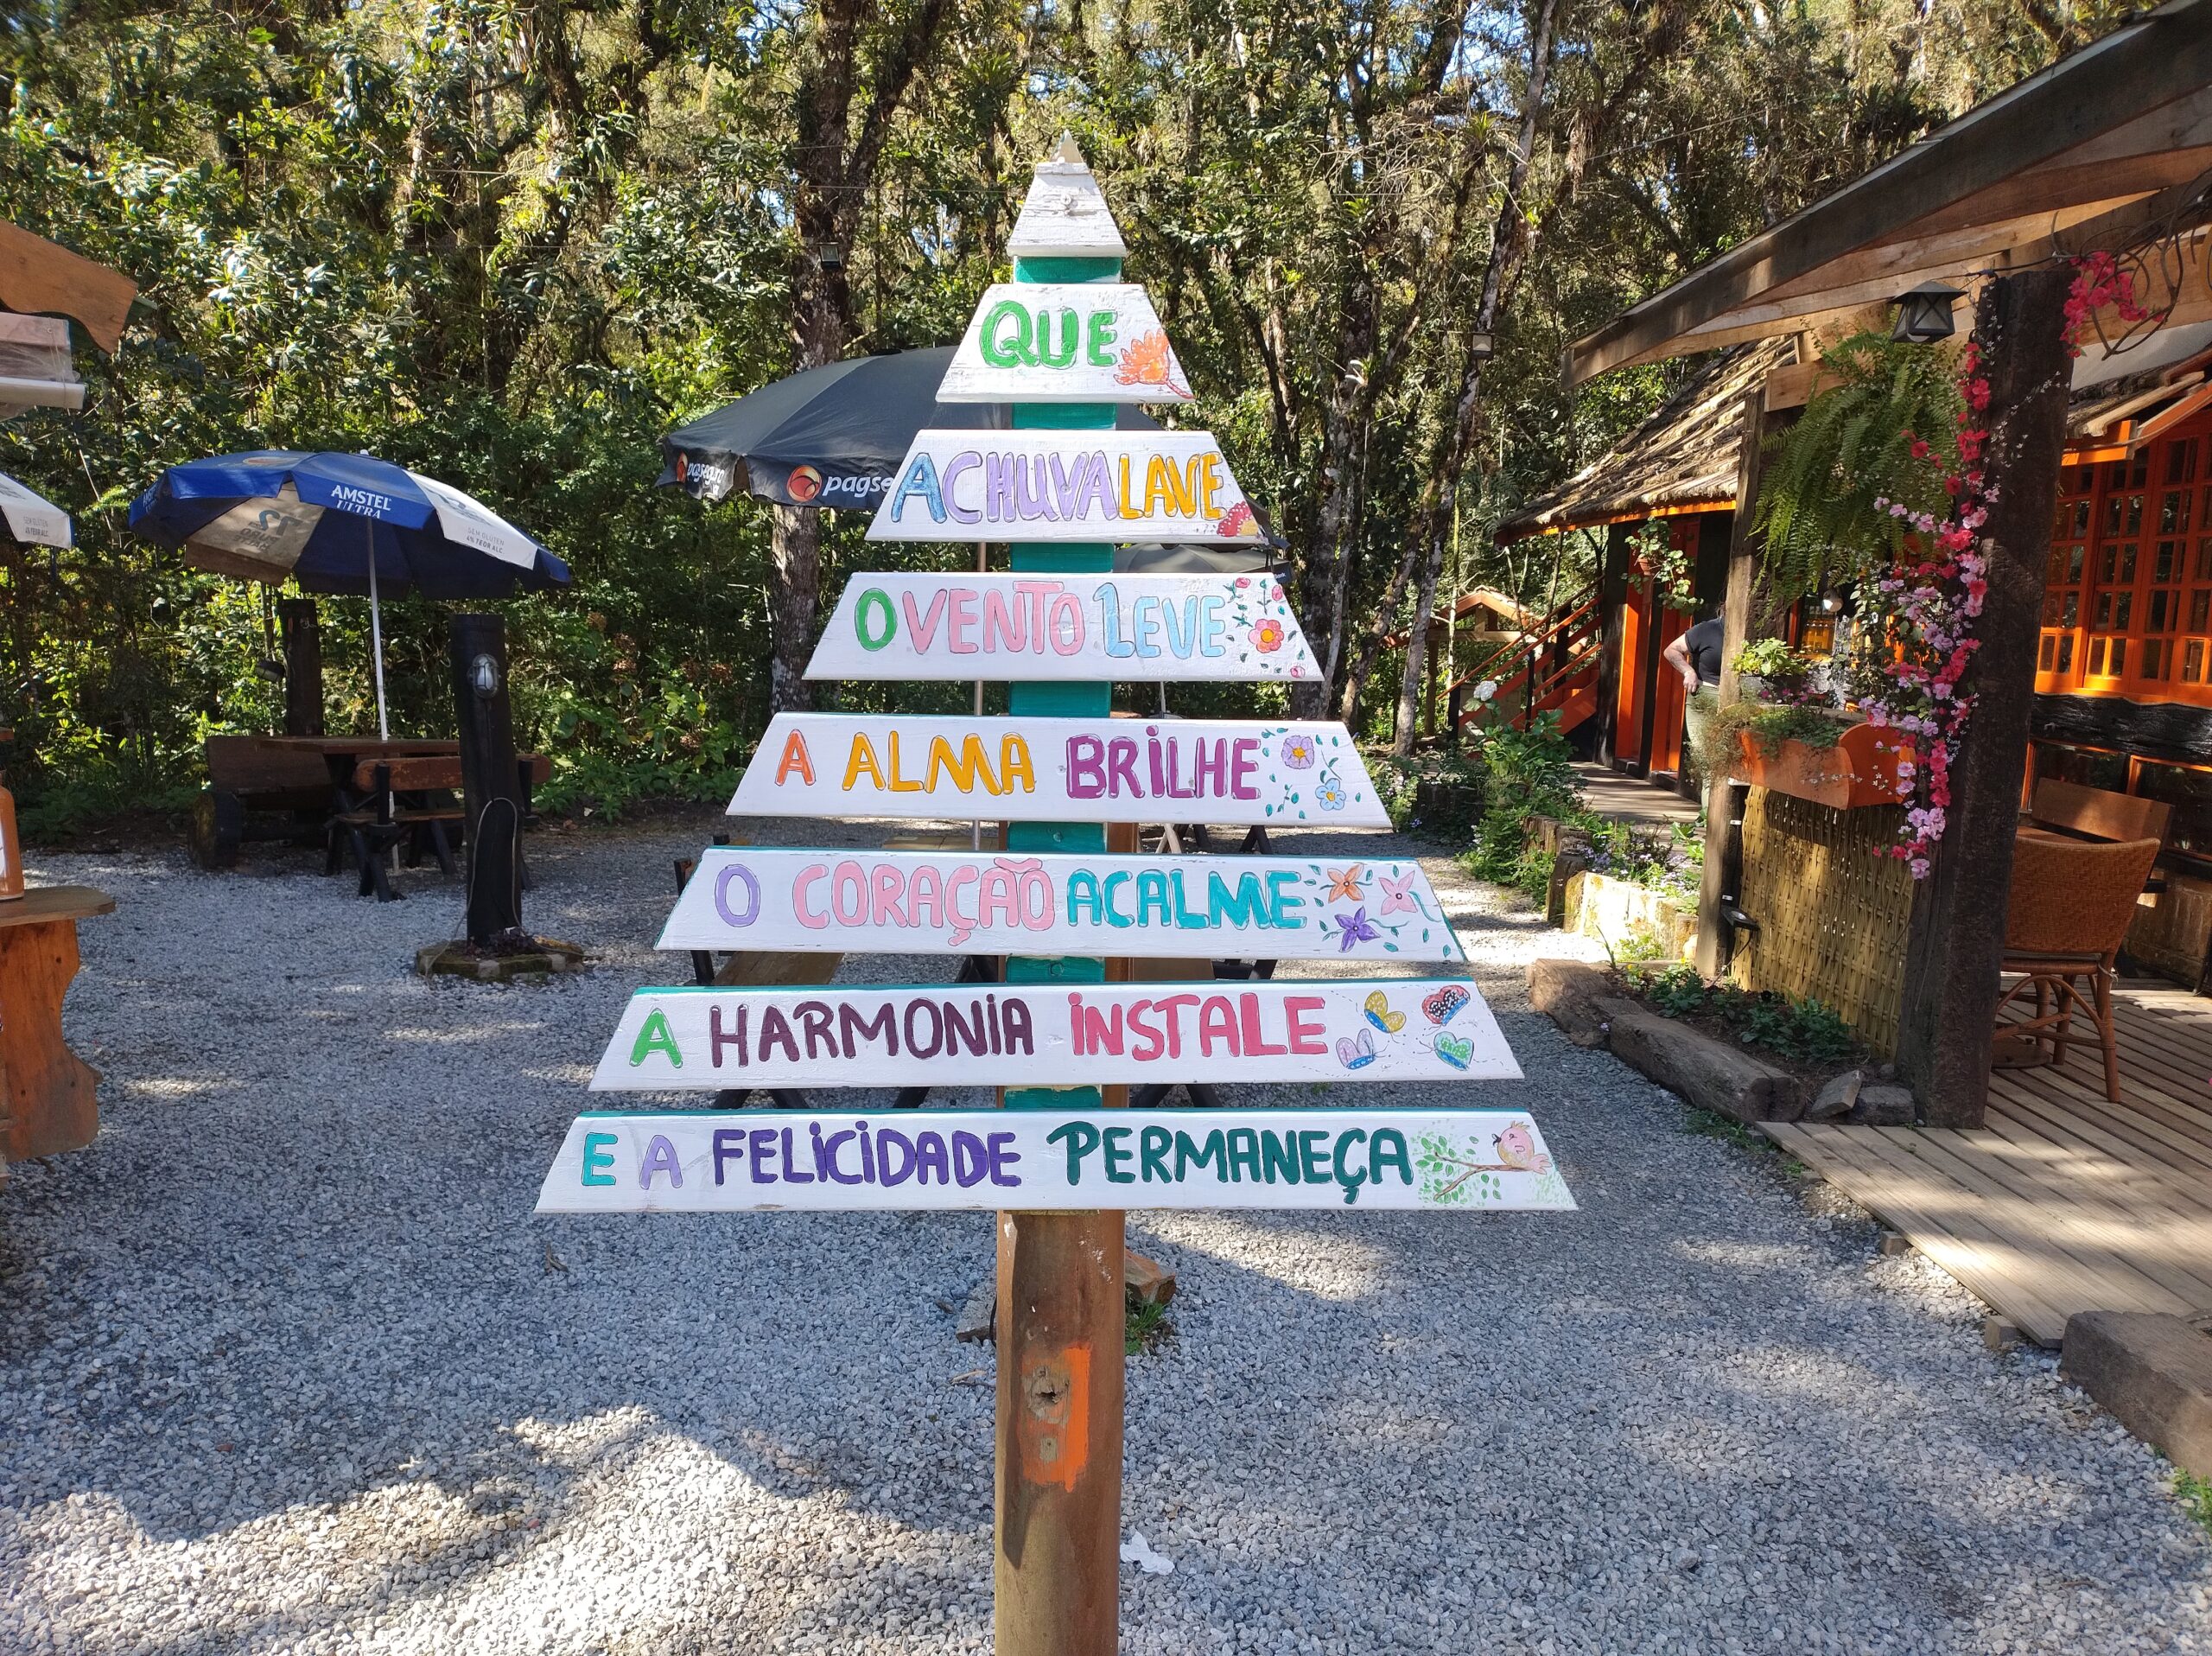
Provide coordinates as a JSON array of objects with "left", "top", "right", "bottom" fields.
[{"left": 1474, "top": 679, "right": 1498, "bottom": 703}]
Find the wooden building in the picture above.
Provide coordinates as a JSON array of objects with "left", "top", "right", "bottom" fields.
[
  {"left": 1514, "top": 0, "right": 2212, "bottom": 1351},
  {"left": 1497, "top": 322, "right": 2212, "bottom": 836}
]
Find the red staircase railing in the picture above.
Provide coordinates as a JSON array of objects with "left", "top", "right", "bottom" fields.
[{"left": 1448, "top": 585, "right": 1603, "bottom": 735}]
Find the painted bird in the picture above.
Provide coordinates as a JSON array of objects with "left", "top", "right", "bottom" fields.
[{"left": 1493, "top": 1122, "right": 1549, "bottom": 1174}]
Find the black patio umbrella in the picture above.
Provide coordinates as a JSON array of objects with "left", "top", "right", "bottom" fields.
[{"left": 658, "top": 346, "right": 1161, "bottom": 513}]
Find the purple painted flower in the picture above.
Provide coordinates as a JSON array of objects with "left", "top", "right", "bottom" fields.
[{"left": 1333, "top": 908, "right": 1380, "bottom": 952}]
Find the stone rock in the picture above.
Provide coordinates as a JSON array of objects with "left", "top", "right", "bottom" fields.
[
  {"left": 1805, "top": 1070, "right": 1864, "bottom": 1121},
  {"left": 1846, "top": 1084, "right": 1916, "bottom": 1126},
  {"left": 1125, "top": 1248, "right": 1177, "bottom": 1309},
  {"left": 1527, "top": 958, "right": 1612, "bottom": 1048},
  {"left": 2063, "top": 1311, "right": 2212, "bottom": 1478}
]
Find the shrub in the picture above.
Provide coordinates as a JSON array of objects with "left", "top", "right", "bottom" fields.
[{"left": 1624, "top": 963, "right": 1860, "bottom": 1066}]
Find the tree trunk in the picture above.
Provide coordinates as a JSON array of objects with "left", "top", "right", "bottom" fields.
[
  {"left": 1288, "top": 283, "right": 1378, "bottom": 718},
  {"left": 1893, "top": 268, "right": 2074, "bottom": 1127},
  {"left": 765, "top": 0, "right": 947, "bottom": 712},
  {"left": 769, "top": 504, "right": 823, "bottom": 714},
  {"left": 1391, "top": 512, "right": 1452, "bottom": 755},
  {"left": 1385, "top": 0, "right": 1558, "bottom": 753}
]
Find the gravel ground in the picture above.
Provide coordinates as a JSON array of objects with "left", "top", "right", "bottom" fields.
[{"left": 3, "top": 813, "right": 2209, "bottom": 1655}]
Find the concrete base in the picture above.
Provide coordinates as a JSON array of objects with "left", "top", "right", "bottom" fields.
[
  {"left": 416, "top": 938, "right": 587, "bottom": 983},
  {"left": 2062, "top": 1310, "right": 2212, "bottom": 1479}
]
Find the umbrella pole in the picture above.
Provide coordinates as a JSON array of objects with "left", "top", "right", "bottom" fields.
[{"left": 366, "top": 535, "right": 391, "bottom": 742}]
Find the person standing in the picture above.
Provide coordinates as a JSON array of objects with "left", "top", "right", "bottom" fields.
[{"left": 1665, "top": 611, "right": 1726, "bottom": 794}]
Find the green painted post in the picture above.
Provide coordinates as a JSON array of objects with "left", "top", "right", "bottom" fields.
[{"left": 994, "top": 245, "right": 1128, "bottom": 1656}]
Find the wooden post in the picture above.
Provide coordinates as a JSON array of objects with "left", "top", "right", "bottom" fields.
[
  {"left": 448, "top": 614, "right": 524, "bottom": 944},
  {"left": 278, "top": 598, "right": 324, "bottom": 737},
  {"left": 1631, "top": 571, "right": 1663, "bottom": 776},
  {"left": 995, "top": 224, "right": 1124, "bottom": 1653},
  {"left": 1592, "top": 524, "right": 1630, "bottom": 767},
  {"left": 1695, "top": 391, "right": 1783, "bottom": 979},
  {"left": 1894, "top": 268, "right": 2074, "bottom": 1127}
]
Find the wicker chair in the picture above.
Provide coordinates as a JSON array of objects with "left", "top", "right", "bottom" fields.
[{"left": 1992, "top": 833, "right": 2161, "bottom": 1104}]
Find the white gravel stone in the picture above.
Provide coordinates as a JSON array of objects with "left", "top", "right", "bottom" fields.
[{"left": 0, "top": 812, "right": 2207, "bottom": 1654}]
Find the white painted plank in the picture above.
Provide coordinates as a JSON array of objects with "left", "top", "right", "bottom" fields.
[
  {"left": 537, "top": 1108, "right": 1574, "bottom": 1213},
  {"left": 865, "top": 431, "right": 1264, "bottom": 545},
  {"left": 1004, "top": 138, "right": 1128, "bottom": 259},
  {"left": 806, "top": 572, "right": 1315, "bottom": 682},
  {"left": 591, "top": 978, "right": 1520, "bottom": 1090},
  {"left": 660, "top": 848, "right": 1465, "bottom": 962},
  {"left": 938, "top": 284, "right": 1193, "bottom": 403},
  {"left": 729, "top": 715, "right": 1389, "bottom": 826}
]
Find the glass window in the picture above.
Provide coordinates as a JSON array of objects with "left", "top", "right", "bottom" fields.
[
  {"left": 2058, "top": 634, "right": 2075, "bottom": 673},
  {"left": 2040, "top": 635, "right": 2056, "bottom": 671},
  {"left": 2188, "top": 640, "right": 2205, "bottom": 682},
  {"left": 2145, "top": 638, "right": 2166, "bottom": 679}
]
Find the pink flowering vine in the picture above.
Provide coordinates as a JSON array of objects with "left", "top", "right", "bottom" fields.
[
  {"left": 1855, "top": 252, "right": 2139, "bottom": 874},
  {"left": 2062, "top": 251, "right": 2151, "bottom": 357},
  {"left": 1859, "top": 341, "right": 1995, "bottom": 876}
]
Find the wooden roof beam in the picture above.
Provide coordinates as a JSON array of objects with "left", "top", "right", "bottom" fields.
[{"left": 1566, "top": 0, "right": 2212, "bottom": 386}]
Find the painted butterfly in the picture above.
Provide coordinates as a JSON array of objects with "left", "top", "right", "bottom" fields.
[
  {"left": 1363, "top": 990, "right": 1405, "bottom": 1034},
  {"left": 1433, "top": 1033, "right": 1474, "bottom": 1070},
  {"left": 1422, "top": 984, "right": 1471, "bottom": 1026},
  {"left": 1337, "top": 1029, "right": 1377, "bottom": 1070}
]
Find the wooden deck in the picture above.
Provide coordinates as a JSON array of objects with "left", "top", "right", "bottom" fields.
[
  {"left": 1572, "top": 762, "right": 1701, "bottom": 829},
  {"left": 1764, "top": 979, "right": 2212, "bottom": 1348}
]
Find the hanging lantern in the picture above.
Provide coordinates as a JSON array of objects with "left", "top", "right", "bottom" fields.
[{"left": 1891, "top": 283, "right": 1963, "bottom": 345}]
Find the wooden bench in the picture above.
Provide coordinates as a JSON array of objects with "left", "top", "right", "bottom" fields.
[
  {"left": 330, "top": 754, "right": 551, "bottom": 901},
  {"left": 191, "top": 736, "right": 334, "bottom": 869}
]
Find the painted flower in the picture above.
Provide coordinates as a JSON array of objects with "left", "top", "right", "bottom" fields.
[
  {"left": 1217, "top": 500, "right": 1259, "bottom": 538},
  {"left": 1316, "top": 769, "right": 1348, "bottom": 812},
  {"left": 1251, "top": 616, "right": 1287, "bottom": 653},
  {"left": 1280, "top": 733, "right": 1318, "bottom": 769}
]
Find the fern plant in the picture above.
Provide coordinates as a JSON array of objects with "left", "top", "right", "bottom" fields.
[{"left": 1754, "top": 331, "right": 1965, "bottom": 598}]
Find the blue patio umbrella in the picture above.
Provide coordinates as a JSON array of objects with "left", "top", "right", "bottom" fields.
[{"left": 130, "top": 450, "right": 569, "bottom": 737}]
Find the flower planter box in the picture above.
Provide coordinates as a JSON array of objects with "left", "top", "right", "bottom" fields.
[
  {"left": 1560, "top": 870, "right": 1696, "bottom": 962},
  {"left": 1728, "top": 718, "right": 1908, "bottom": 811}
]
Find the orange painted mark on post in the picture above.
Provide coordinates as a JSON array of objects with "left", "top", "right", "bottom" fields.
[
  {"left": 1017, "top": 1342, "right": 1091, "bottom": 1490},
  {"left": 774, "top": 729, "right": 815, "bottom": 786}
]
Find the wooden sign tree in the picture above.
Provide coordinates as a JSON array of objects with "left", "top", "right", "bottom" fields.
[{"left": 540, "top": 135, "right": 1572, "bottom": 1653}]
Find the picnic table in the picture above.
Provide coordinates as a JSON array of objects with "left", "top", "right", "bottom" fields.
[
  {"left": 0, "top": 884, "right": 114, "bottom": 1169},
  {"left": 242, "top": 736, "right": 549, "bottom": 901}
]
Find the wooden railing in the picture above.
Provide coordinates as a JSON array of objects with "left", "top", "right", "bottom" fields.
[{"left": 1448, "top": 586, "right": 1603, "bottom": 733}]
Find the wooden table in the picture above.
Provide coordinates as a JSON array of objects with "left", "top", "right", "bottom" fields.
[{"left": 1, "top": 885, "right": 114, "bottom": 1163}]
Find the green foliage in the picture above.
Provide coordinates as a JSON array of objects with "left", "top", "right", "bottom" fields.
[
  {"left": 1753, "top": 331, "right": 1965, "bottom": 598},
  {"left": 1732, "top": 638, "right": 1808, "bottom": 682},
  {"left": 2174, "top": 1470, "right": 2212, "bottom": 1538},
  {"left": 0, "top": 0, "right": 2111, "bottom": 829},
  {"left": 1679, "top": 1107, "right": 1763, "bottom": 1152},
  {"left": 1627, "top": 964, "right": 1862, "bottom": 1066},
  {"left": 1696, "top": 698, "right": 1850, "bottom": 779},
  {"left": 1366, "top": 750, "right": 1483, "bottom": 837},
  {"left": 1460, "top": 715, "right": 1585, "bottom": 889},
  {"left": 1125, "top": 1299, "right": 1173, "bottom": 1356}
]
